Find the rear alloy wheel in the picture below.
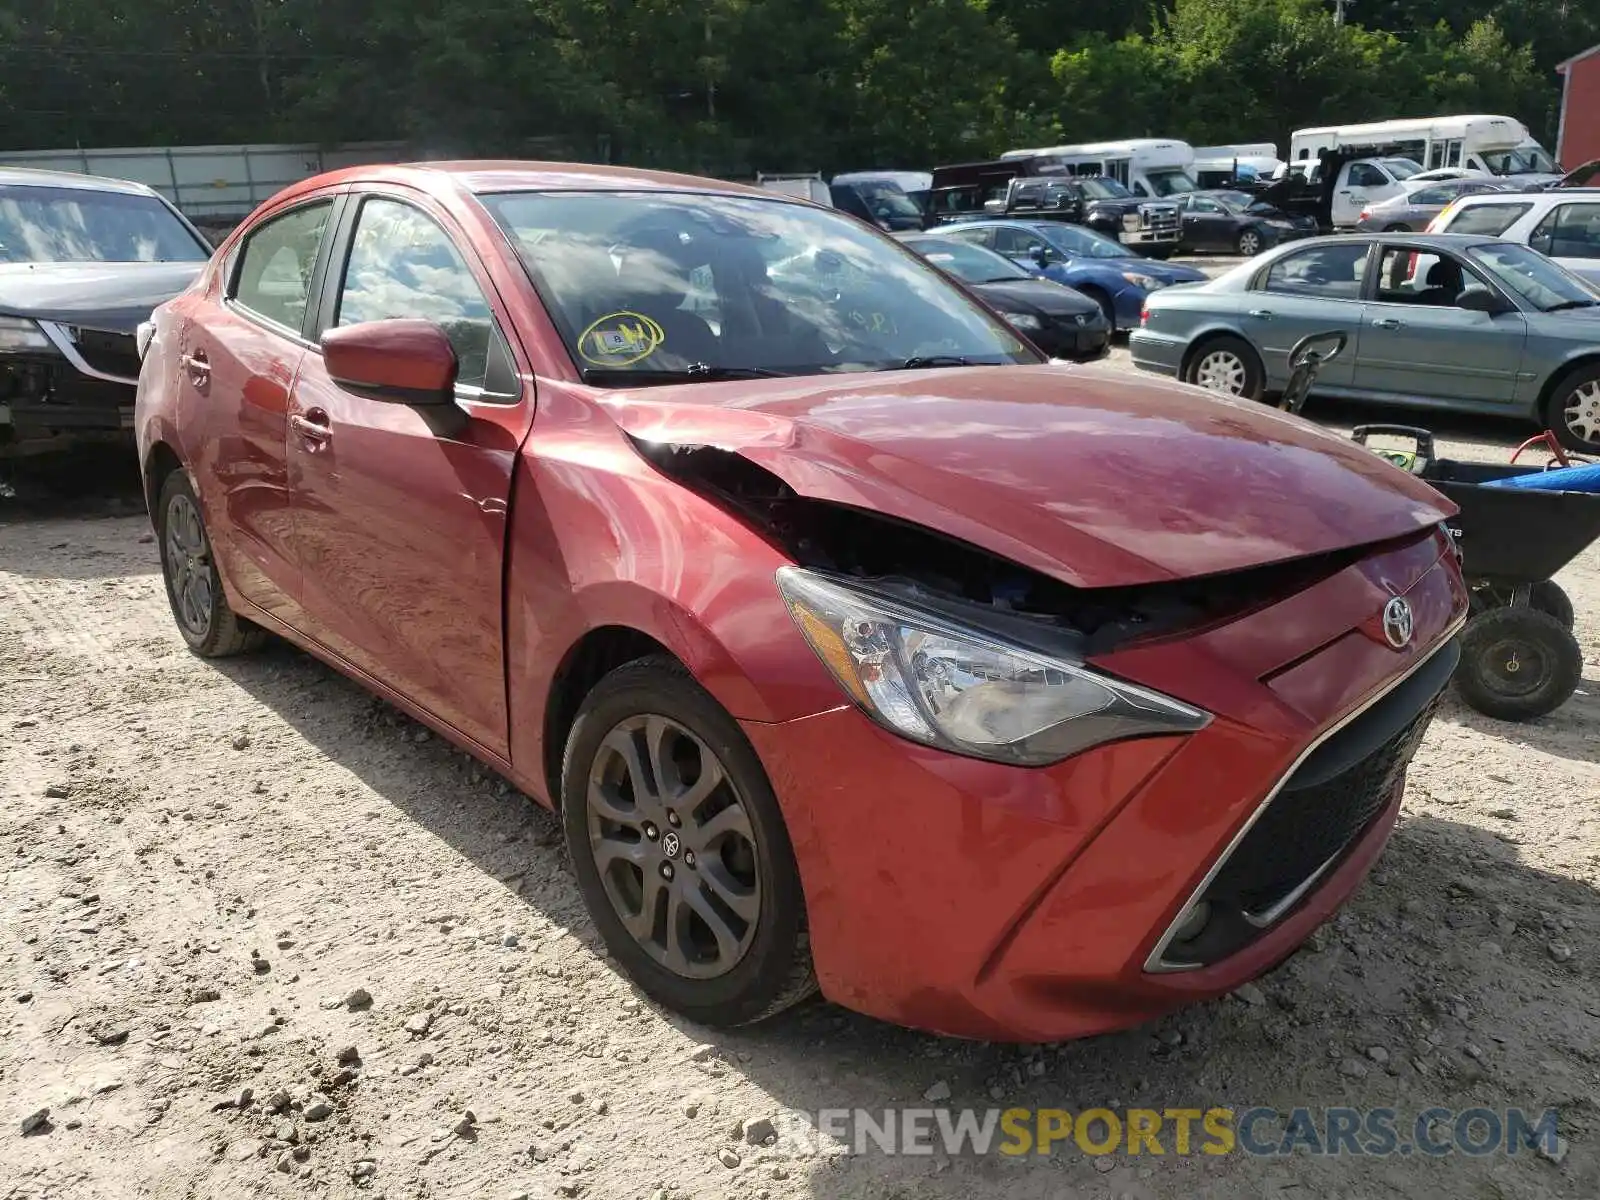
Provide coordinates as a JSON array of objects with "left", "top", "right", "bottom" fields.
[
  {"left": 1236, "top": 228, "right": 1263, "bottom": 256},
  {"left": 157, "top": 471, "right": 265, "bottom": 657},
  {"left": 1454, "top": 607, "right": 1582, "bottom": 722},
  {"left": 1548, "top": 367, "right": 1600, "bottom": 453},
  {"left": 561, "top": 657, "right": 815, "bottom": 1026},
  {"left": 1185, "top": 335, "right": 1265, "bottom": 400}
]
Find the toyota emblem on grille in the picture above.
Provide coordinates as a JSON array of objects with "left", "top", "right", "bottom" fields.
[
  {"left": 662, "top": 831, "right": 681, "bottom": 858},
  {"left": 1382, "top": 597, "right": 1414, "bottom": 649}
]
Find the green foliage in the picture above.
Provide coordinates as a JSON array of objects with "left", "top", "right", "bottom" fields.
[{"left": 0, "top": 0, "right": 1591, "bottom": 167}]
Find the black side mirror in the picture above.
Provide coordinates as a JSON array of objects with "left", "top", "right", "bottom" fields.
[
  {"left": 1456, "top": 285, "right": 1504, "bottom": 314},
  {"left": 1029, "top": 244, "right": 1049, "bottom": 268}
]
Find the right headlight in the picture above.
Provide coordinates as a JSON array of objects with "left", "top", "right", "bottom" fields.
[
  {"left": 777, "top": 567, "right": 1209, "bottom": 766},
  {"left": 1122, "top": 272, "right": 1165, "bottom": 292},
  {"left": 0, "top": 316, "right": 53, "bottom": 352}
]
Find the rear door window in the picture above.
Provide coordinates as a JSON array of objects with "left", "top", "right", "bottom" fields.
[
  {"left": 231, "top": 201, "right": 334, "bottom": 334},
  {"left": 1528, "top": 203, "right": 1600, "bottom": 261},
  {"left": 1440, "top": 202, "right": 1533, "bottom": 237},
  {"left": 1260, "top": 244, "right": 1369, "bottom": 300}
]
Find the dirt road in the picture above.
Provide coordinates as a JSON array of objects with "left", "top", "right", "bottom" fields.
[{"left": 2, "top": 420, "right": 1598, "bottom": 1200}]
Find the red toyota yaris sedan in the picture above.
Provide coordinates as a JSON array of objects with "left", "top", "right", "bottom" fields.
[{"left": 135, "top": 163, "right": 1467, "bottom": 1041}]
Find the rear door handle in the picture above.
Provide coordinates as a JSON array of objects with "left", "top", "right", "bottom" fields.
[
  {"left": 290, "top": 409, "right": 332, "bottom": 442},
  {"left": 1247, "top": 309, "right": 1273, "bottom": 320},
  {"left": 1371, "top": 318, "right": 1404, "bottom": 330}
]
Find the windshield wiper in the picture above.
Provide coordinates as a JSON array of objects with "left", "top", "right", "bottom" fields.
[
  {"left": 896, "top": 355, "right": 983, "bottom": 370},
  {"left": 1545, "top": 299, "right": 1600, "bottom": 312},
  {"left": 580, "top": 363, "right": 789, "bottom": 386}
]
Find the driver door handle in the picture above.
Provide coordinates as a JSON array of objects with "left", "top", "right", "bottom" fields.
[
  {"left": 290, "top": 409, "right": 332, "bottom": 443},
  {"left": 1371, "top": 318, "right": 1405, "bottom": 330},
  {"left": 1247, "top": 309, "right": 1273, "bottom": 320}
]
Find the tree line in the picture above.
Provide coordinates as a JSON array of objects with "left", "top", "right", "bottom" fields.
[{"left": 1, "top": 0, "right": 1594, "bottom": 174}]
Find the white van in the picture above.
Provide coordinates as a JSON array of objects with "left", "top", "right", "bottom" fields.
[
  {"left": 1289, "top": 116, "right": 1559, "bottom": 183},
  {"left": 1192, "top": 143, "right": 1282, "bottom": 188},
  {"left": 999, "top": 139, "right": 1198, "bottom": 198}
]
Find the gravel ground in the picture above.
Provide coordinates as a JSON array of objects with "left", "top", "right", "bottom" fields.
[{"left": 2, "top": 372, "right": 1598, "bottom": 1200}]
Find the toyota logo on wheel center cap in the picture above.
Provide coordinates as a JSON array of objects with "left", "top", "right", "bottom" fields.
[
  {"left": 662, "top": 832, "right": 681, "bottom": 859},
  {"left": 1382, "top": 596, "right": 1414, "bottom": 649}
]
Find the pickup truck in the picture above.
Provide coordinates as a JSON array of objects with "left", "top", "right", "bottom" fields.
[
  {"left": 1251, "top": 152, "right": 1427, "bottom": 229},
  {"left": 927, "top": 161, "right": 1181, "bottom": 256}
]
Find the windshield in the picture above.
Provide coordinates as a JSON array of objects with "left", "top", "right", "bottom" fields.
[
  {"left": 1145, "top": 169, "right": 1198, "bottom": 197},
  {"left": 1481, "top": 146, "right": 1558, "bottom": 176},
  {"left": 1467, "top": 243, "right": 1600, "bottom": 312},
  {"left": 1077, "top": 177, "right": 1133, "bottom": 200},
  {"left": 1381, "top": 158, "right": 1423, "bottom": 181},
  {"left": 904, "top": 238, "right": 1028, "bottom": 283},
  {"left": 0, "top": 184, "right": 209, "bottom": 263},
  {"left": 1032, "top": 223, "right": 1131, "bottom": 260},
  {"left": 854, "top": 182, "right": 922, "bottom": 220},
  {"left": 482, "top": 191, "right": 1035, "bottom": 382}
]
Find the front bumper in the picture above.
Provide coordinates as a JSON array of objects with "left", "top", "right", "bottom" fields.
[
  {"left": 0, "top": 321, "right": 140, "bottom": 441},
  {"left": 743, "top": 530, "right": 1467, "bottom": 1041},
  {"left": 1032, "top": 313, "right": 1111, "bottom": 361}
]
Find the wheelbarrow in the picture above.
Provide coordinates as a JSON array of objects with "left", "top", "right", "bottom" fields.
[{"left": 1279, "top": 331, "right": 1599, "bottom": 721}]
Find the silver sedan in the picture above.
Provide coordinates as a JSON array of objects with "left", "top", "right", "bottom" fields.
[
  {"left": 1128, "top": 232, "right": 1600, "bottom": 451},
  {"left": 1354, "top": 179, "right": 1518, "bottom": 233}
]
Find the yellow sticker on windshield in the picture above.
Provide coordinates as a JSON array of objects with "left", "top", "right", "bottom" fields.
[{"left": 578, "top": 311, "right": 665, "bottom": 366}]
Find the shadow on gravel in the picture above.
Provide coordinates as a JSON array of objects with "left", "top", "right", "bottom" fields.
[
  {"left": 1439, "top": 686, "right": 1600, "bottom": 767},
  {"left": 0, "top": 442, "right": 147, "bottom": 525},
  {"left": 209, "top": 638, "right": 1599, "bottom": 1199}
]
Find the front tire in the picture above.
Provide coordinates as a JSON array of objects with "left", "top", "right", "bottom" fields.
[
  {"left": 1454, "top": 607, "right": 1582, "bottom": 721},
  {"left": 1544, "top": 363, "right": 1600, "bottom": 454},
  {"left": 561, "top": 656, "right": 816, "bottom": 1026},
  {"left": 1080, "top": 286, "right": 1117, "bottom": 333},
  {"left": 1236, "top": 228, "right": 1263, "bottom": 256},
  {"left": 1184, "top": 334, "right": 1266, "bottom": 400},
  {"left": 1385, "top": 223, "right": 1412, "bottom": 233},
  {"left": 156, "top": 471, "right": 265, "bottom": 657}
]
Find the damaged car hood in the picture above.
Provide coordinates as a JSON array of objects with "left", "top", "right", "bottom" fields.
[
  {"left": 0, "top": 261, "right": 204, "bottom": 332},
  {"left": 596, "top": 364, "right": 1454, "bottom": 589}
]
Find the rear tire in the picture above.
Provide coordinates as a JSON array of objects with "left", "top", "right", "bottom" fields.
[
  {"left": 1543, "top": 363, "right": 1600, "bottom": 454},
  {"left": 561, "top": 656, "right": 816, "bottom": 1026},
  {"left": 1454, "top": 607, "right": 1581, "bottom": 721},
  {"left": 156, "top": 471, "right": 265, "bottom": 658},
  {"left": 1385, "top": 223, "right": 1412, "bottom": 233},
  {"left": 1531, "top": 581, "right": 1576, "bottom": 630},
  {"left": 1184, "top": 334, "right": 1265, "bottom": 400}
]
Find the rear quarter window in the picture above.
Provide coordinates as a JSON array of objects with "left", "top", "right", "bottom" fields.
[{"left": 1439, "top": 202, "right": 1533, "bottom": 237}]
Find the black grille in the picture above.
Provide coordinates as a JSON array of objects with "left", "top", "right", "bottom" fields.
[
  {"left": 1140, "top": 204, "right": 1180, "bottom": 234},
  {"left": 69, "top": 327, "right": 141, "bottom": 381},
  {"left": 1158, "top": 637, "right": 1460, "bottom": 969},
  {"left": 1208, "top": 694, "right": 1439, "bottom": 915}
]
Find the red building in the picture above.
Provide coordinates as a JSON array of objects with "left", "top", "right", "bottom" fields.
[{"left": 1557, "top": 43, "right": 1600, "bottom": 168}]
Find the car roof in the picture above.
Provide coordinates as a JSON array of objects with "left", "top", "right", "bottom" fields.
[
  {"left": 1270, "top": 232, "right": 1509, "bottom": 250},
  {"left": 0, "top": 166, "right": 166, "bottom": 198},
  {"left": 1446, "top": 188, "right": 1586, "bottom": 206},
  {"left": 267, "top": 160, "right": 779, "bottom": 206}
]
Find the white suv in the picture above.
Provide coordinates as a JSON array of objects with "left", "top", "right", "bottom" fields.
[{"left": 1428, "top": 189, "right": 1600, "bottom": 285}]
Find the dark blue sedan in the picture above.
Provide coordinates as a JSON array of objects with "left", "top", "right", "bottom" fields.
[{"left": 938, "top": 219, "right": 1207, "bottom": 331}]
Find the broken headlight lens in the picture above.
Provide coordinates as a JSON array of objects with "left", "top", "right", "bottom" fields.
[
  {"left": 777, "top": 567, "right": 1209, "bottom": 766},
  {"left": 0, "top": 316, "right": 52, "bottom": 352}
]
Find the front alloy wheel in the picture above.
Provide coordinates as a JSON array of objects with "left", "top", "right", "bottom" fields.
[
  {"left": 562, "top": 657, "right": 815, "bottom": 1026},
  {"left": 1236, "top": 228, "right": 1262, "bottom": 256},
  {"left": 586, "top": 714, "right": 760, "bottom": 978}
]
